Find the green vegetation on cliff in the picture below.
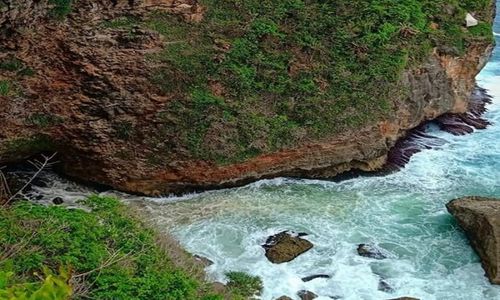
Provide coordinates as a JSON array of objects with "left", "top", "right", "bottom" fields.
[
  {"left": 124, "top": 0, "right": 493, "bottom": 164},
  {"left": 0, "top": 196, "right": 222, "bottom": 299}
]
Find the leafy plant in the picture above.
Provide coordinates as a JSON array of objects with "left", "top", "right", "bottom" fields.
[{"left": 0, "top": 265, "right": 72, "bottom": 300}]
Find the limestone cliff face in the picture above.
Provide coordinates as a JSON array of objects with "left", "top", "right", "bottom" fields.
[{"left": 0, "top": 0, "right": 495, "bottom": 195}]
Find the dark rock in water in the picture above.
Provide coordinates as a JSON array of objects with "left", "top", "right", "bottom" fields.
[
  {"left": 262, "top": 231, "right": 313, "bottom": 264},
  {"left": 378, "top": 279, "right": 394, "bottom": 293},
  {"left": 275, "top": 296, "right": 293, "bottom": 300},
  {"left": 297, "top": 290, "right": 318, "bottom": 300},
  {"left": 388, "top": 298, "right": 419, "bottom": 300},
  {"left": 298, "top": 232, "right": 309, "bottom": 237},
  {"left": 301, "top": 274, "right": 331, "bottom": 282},
  {"left": 385, "top": 86, "right": 492, "bottom": 170},
  {"left": 32, "top": 177, "right": 48, "bottom": 188},
  {"left": 193, "top": 254, "right": 214, "bottom": 267},
  {"left": 357, "top": 244, "right": 387, "bottom": 259},
  {"left": 52, "top": 197, "right": 64, "bottom": 205},
  {"left": 447, "top": 196, "right": 500, "bottom": 284}
]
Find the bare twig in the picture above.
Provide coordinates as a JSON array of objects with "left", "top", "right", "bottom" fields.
[
  {"left": 0, "top": 166, "right": 11, "bottom": 203},
  {"left": 72, "top": 247, "right": 143, "bottom": 279},
  {"left": 2, "top": 152, "right": 58, "bottom": 207}
]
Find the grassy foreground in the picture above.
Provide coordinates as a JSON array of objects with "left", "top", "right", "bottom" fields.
[{"left": 0, "top": 196, "right": 225, "bottom": 300}]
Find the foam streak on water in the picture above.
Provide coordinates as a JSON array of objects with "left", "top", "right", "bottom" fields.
[{"left": 30, "top": 4, "right": 500, "bottom": 300}]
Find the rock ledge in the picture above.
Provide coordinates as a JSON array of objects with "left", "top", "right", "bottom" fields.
[{"left": 446, "top": 196, "right": 500, "bottom": 284}]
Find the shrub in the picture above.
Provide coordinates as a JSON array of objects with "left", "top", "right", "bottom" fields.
[{"left": 225, "top": 271, "right": 263, "bottom": 299}]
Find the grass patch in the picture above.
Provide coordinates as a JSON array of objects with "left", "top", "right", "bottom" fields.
[
  {"left": 225, "top": 271, "right": 263, "bottom": 299},
  {"left": 0, "top": 57, "right": 24, "bottom": 72},
  {"left": 25, "top": 113, "right": 63, "bottom": 128},
  {"left": 48, "top": 0, "right": 73, "bottom": 19},
  {"left": 0, "top": 80, "right": 10, "bottom": 96},
  {"left": 0, "top": 196, "right": 223, "bottom": 300},
  {"left": 2, "top": 135, "right": 54, "bottom": 157},
  {"left": 113, "top": 120, "right": 135, "bottom": 140}
]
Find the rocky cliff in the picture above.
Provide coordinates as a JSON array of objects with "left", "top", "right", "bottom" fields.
[{"left": 0, "top": 0, "right": 496, "bottom": 195}]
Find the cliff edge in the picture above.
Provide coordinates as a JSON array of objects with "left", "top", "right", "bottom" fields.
[{"left": 0, "top": 0, "right": 495, "bottom": 194}]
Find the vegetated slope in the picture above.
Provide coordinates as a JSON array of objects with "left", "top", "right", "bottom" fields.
[
  {"left": 0, "top": 0, "right": 495, "bottom": 194},
  {"left": 0, "top": 196, "right": 222, "bottom": 299}
]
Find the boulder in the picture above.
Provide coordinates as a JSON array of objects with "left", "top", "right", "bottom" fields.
[
  {"left": 297, "top": 290, "right": 318, "bottom": 300},
  {"left": 275, "top": 296, "right": 293, "bottom": 300},
  {"left": 466, "top": 13, "right": 479, "bottom": 27},
  {"left": 447, "top": 196, "right": 500, "bottom": 284},
  {"left": 357, "top": 244, "right": 387, "bottom": 259},
  {"left": 262, "top": 231, "right": 313, "bottom": 264}
]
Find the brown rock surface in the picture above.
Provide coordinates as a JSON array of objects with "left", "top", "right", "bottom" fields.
[
  {"left": 447, "top": 196, "right": 500, "bottom": 284},
  {"left": 0, "top": 1, "right": 494, "bottom": 195},
  {"left": 262, "top": 231, "right": 313, "bottom": 264}
]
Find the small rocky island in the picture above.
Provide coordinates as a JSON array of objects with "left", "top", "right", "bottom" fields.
[{"left": 447, "top": 196, "right": 500, "bottom": 284}]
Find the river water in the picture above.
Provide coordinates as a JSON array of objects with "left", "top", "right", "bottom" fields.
[{"left": 32, "top": 5, "right": 500, "bottom": 300}]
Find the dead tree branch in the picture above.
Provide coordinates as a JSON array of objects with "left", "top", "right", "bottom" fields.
[{"left": 2, "top": 152, "right": 58, "bottom": 207}]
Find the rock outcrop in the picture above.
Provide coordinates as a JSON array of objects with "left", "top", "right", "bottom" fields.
[
  {"left": 0, "top": 1, "right": 495, "bottom": 195},
  {"left": 447, "top": 196, "right": 500, "bottom": 284},
  {"left": 262, "top": 231, "right": 313, "bottom": 264}
]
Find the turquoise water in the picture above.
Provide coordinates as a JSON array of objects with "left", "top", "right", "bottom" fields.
[
  {"left": 33, "top": 5, "right": 500, "bottom": 300},
  {"left": 129, "top": 7, "right": 500, "bottom": 300}
]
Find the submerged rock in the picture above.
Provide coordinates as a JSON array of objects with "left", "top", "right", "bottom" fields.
[
  {"left": 52, "top": 197, "right": 64, "bottom": 205},
  {"left": 193, "top": 254, "right": 214, "bottom": 267},
  {"left": 378, "top": 279, "right": 394, "bottom": 293},
  {"left": 297, "top": 290, "right": 318, "bottom": 300},
  {"left": 262, "top": 231, "right": 313, "bottom": 264},
  {"left": 275, "top": 296, "right": 293, "bottom": 300},
  {"left": 388, "top": 298, "right": 419, "bottom": 300},
  {"left": 357, "top": 244, "right": 387, "bottom": 259},
  {"left": 301, "top": 274, "right": 331, "bottom": 282},
  {"left": 446, "top": 196, "right": 500, "bottom": 284}
]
